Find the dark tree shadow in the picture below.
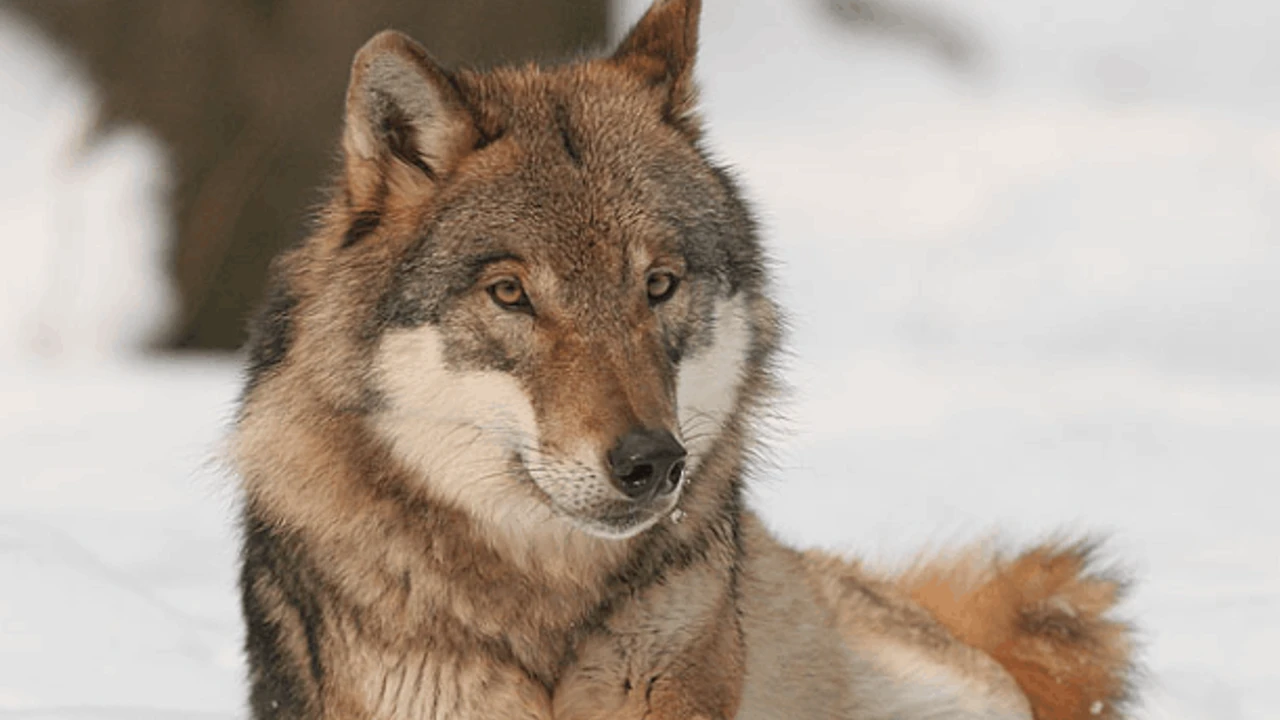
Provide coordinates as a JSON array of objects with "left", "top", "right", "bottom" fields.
[{"left": 6, "top": 0, "right": 611, "bottom": 351}]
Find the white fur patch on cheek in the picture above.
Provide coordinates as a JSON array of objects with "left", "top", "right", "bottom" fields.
[
  {"left": 676, "top": 297, "right": 751, "bottom": 472},
  {"left": 370, "top": 326, "right": 552, "bottom": 530}
]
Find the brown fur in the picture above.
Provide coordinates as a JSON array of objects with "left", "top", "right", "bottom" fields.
[
  {"left": 895, "top": 542, "right": 1135, "bottom": 719},
  {"left": 234, "top": 2, "right": 1138, "bottom": 718}
]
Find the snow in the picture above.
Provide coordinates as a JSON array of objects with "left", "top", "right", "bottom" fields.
[
  {"left": 1, "top": 360, "right": 243, "bottom": 717},
  {"left": 3, "top": 1, "right": 1279, "bottom": 718}
]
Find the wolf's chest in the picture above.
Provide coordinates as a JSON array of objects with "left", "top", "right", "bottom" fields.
[{"left": 327, "top": 643, "right": 555, "bottom": 720}]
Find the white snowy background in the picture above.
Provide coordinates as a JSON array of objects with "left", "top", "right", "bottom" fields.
[{"left": 2, "top": 0, "right": 1277, "bottom": 717}]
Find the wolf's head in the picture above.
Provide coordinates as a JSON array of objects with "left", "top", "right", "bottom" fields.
[{"left": 239, "top": 0, "right": 779, "bottom": 552}]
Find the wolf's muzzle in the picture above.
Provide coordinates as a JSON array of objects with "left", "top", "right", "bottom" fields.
[{"left": 607, "top": 428, "right": 686, "bottom": 501}]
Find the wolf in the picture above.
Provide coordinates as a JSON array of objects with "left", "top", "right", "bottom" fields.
[{"left": 232, "top": 1, "right": 1137, "bottom": 718}]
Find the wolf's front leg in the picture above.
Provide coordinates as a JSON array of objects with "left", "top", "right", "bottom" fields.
[
  {"left": 553, "top": 565, "right": 744, "bottom": 720},
  {"left": 554, "top": 627, "right": 742, "bottom": 720}
]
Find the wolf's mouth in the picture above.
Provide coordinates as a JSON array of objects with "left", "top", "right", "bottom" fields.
[{"left": 509, "top": 451, "right": 680, "bottom": 540}]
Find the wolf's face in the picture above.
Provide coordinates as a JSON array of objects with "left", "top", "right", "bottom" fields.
[
  {"left": 244, "top": 1, "right": 773, "bottom": 545},
  {"left": 364, "top": 57, "right": 766, "bottom": 540},
  {"left": 371, "top": 160, "right": 753, "bottom": 538}
]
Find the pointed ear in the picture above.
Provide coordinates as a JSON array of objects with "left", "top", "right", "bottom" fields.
[
  {"left": 342, "top": 31, "right": 477, "bottom": 205},
  {"left": 612, "top": 0, "right": 702, "bottom": 136}
]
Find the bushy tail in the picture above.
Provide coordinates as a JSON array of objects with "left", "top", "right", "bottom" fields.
[{"left": 893, "top": 540, "right": 1137, "bottom": 720}]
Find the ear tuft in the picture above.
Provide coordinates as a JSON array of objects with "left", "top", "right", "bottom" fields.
[
  {"left": 343, "top": 31, "right": 476, "bottom": 202},
  {"left": 613, "top": 0, "right": 702, "bottom": 135}
]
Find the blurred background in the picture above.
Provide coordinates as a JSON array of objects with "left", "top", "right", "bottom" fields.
[{"left": 1, "top": 0, "right": 1277, "bottom": 717}]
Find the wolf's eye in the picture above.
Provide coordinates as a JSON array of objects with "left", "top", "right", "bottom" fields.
[
  {"left": 488, "top": 278, "right": 532, "bottom": 313},
  {"left": 646, "top": 271, "right": 680, "bottom": 305}
]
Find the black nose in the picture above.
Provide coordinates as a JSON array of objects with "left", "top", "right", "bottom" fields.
[{"left": 607, "top": 429, "right": 687, "bottom": 500}]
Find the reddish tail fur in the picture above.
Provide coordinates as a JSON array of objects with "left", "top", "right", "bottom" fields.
[{"left": 895, "top": 541, "right": 1136, "bottom": 720}]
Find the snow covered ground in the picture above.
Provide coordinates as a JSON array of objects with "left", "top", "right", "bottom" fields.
[{"left": 3, "top": 1, "right": 1279, "bottom": 718}]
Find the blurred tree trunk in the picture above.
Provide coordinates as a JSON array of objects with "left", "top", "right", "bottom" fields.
[{"left": 8, "top": 0, "right": 610, "bottom": 351}]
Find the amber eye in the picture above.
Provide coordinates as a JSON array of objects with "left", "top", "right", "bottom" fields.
[
  {"left": 488, "top": 278, "right": 532, "bottom": 313},
  {"left": 646, "top": 271, "right": 679, "bottom": 305}
]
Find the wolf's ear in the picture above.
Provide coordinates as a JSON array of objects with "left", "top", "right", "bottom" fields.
[
  {"left": 342, "top": 31, "right": 477, "bottom": 205},
  {"left": 612, "top": 0, "right": 702, "bottom": 136}
]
